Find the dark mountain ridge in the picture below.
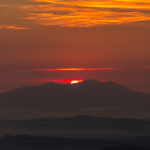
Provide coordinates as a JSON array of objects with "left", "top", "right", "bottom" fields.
[
  {"left": 0, "top": 79, "right": 150, "bottom": 119},
  {"left": 1, "top": 79, "right": 133, "bottom": 94}
]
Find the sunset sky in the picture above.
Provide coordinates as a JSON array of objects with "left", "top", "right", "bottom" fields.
[{"left": 0, "top": 0, "right": 150, "bottom": 93}]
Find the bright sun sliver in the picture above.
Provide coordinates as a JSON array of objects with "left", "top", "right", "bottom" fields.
[{"left": 70, "top": 80, "right": 83, "bottom": 84}]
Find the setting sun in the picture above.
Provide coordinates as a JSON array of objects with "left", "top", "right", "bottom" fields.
[
  {"left": 71, "top": 80, "right": 80, "bottom": 84},
  {"left": 64, "top": 80, "right": 83, "bottom": 84},
  {"left": 61, "top": 79, "right": 84, "bottom": 84}
]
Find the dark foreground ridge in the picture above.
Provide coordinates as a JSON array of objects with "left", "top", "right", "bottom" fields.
[
  {"left": 101, "top": 145, "right": 150, "bottom": 150},
  {"left": 0, "top": 115, "right": 150, "bottom": 138},
  {"left": 0, "top": 135, "right": 150, "bottom": 150}
]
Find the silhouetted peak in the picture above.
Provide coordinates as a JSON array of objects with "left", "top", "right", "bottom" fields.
[
  {"left": 79, "top": 80, "right": 120, "bottom": 88},
  {"left": 77, "top": 80, "right": 130, "bottom": 92},
  {"left": 78, "top": 79, "right": 101, "bottom": 87},
  {"left": 33, "top": 82, "right": 66, "bottom": 90},
  {"left": 40, "top": 82, "right": 63, "bottom": 88},
  {"left": 82, "top": 79, "right": 101, "bottom": 84}
]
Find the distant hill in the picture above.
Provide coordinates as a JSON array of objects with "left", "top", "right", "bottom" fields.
[
  {"left": 0, "top": 115, "right": 150, "bottom": 138},
  {"left": 0, "top": 79, "right": 150, "bottom": 119}
]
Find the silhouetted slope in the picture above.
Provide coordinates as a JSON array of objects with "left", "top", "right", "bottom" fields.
[{"left": 0, "top": 80, "right": 150, "bottom": 119}]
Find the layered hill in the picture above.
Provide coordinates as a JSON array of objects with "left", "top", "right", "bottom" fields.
[{"left": 0, "top": 115, "right": 150, "bottom": 138}]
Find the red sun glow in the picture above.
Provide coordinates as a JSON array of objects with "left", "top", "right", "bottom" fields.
[{"left": 63, "top": 79, "right": 83, "bottom": 84}]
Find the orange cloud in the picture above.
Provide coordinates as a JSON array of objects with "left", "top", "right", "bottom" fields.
[
  {"left": 0, "top": 25, "right": 29, "bottom": 30},
  {"left": 1, "top": 0, "right": 150, "bottom": 27},
  {"left": 22, "top": 0, "right": 150, "bottom": 27},
  {"left": 35, "top": 0, "right": 150, "bottom": 10}
]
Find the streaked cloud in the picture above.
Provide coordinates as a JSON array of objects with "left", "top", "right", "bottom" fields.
[
  {"left": 1, "top": 0, "right": 150, "bottom": 27},
  {"left": 0, "top": 25, "right": 29, "bottom": 30}
]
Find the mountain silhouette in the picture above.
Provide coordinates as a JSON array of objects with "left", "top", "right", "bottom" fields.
[{"left": 0, "top": 79, "right": 150, "bottom": 119}]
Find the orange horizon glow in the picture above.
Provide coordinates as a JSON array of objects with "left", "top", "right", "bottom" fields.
[
  {"left": 21, "top": 67, "right": 119, "bottom": 72},
  {"left": 54, "top": 68, "right": 119, "bottom": 71}
]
